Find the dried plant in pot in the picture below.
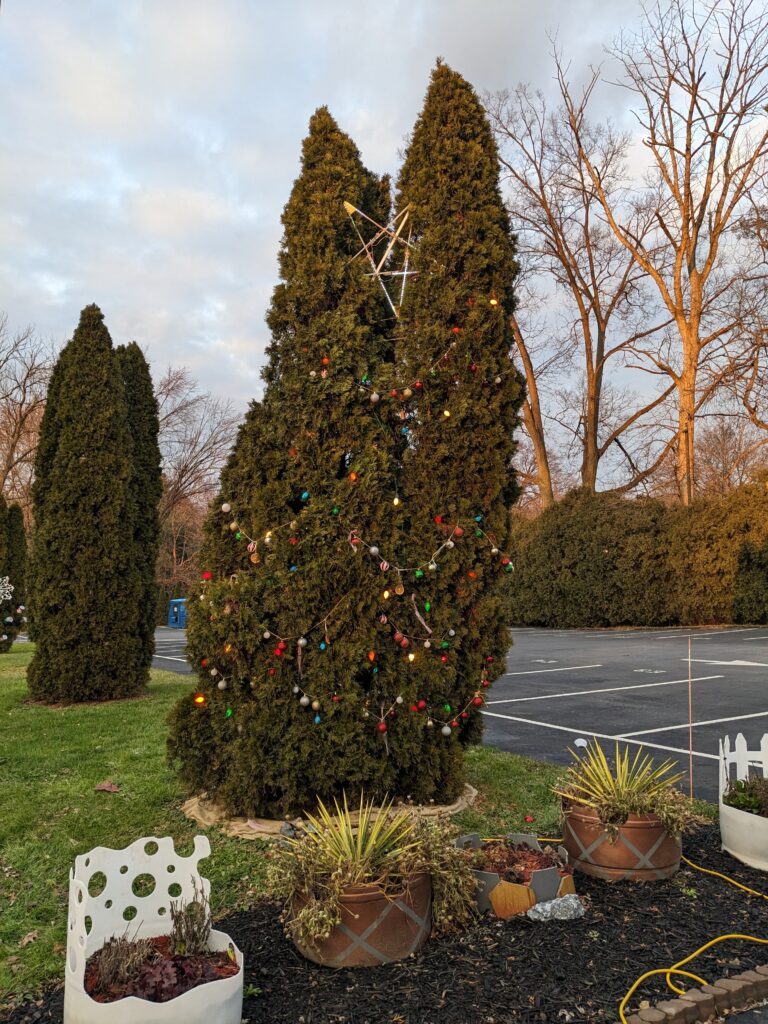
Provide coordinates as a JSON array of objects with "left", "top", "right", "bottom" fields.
[
  {"left": 719, "top": 733, "right": 768, "bottom": 871},
  {"left": 554, "top": 741, "right": 696, "bottom": 881},
  {"left": 265, "top": 793, "right": 477, "bottom": 967},
  {"left": 64, "top": 836, "right": 243, "bottom": 1024},
  {"left": 456, "top": 833, "right": 576, "bottom": 918}
]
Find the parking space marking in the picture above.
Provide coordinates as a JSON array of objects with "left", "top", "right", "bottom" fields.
[
  {"left": 154, "top": 655, "right": 188, "bottom": 663},
  {"left": 502, "top": 664, "right": 602, "bottom": 678},
  {"left": 685, "top": 658, "right": 768, "bottom": 667},
  {"left": 486, "top": 674, "right": 723, "bottom": 706},
  {"left": 481, "top": 710, "right": 717, "bottom": 760},
  {"left": 618, "top": 708, "right": 768, "bottom": 738}
]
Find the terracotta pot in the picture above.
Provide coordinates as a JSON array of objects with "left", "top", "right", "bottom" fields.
[
  {"left": 291, "top": 872, "right": 432, "bottom": 968},
  {"left": 562, "top": 803, "right": 681, "bottom": 881}
]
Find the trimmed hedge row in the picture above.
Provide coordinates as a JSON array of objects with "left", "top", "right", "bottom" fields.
[{"left": 510, "top": 485, "right": 768, "bottom": 627}]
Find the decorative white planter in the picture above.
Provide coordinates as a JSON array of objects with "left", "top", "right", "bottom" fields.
[
  {"left": 719, "top": 733, "right": 768, "bottom": 872},
  {"left": 64, "top": 835, "right": 244, "bottom": 1024}
]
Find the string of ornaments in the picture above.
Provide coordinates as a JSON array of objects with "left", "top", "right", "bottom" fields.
[{"left": 192, "top": 299, "right": 516, "bottom": 747}]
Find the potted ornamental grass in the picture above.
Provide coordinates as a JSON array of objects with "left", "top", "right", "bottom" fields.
[
  {"left": 554, "top": 740, "right": 695, "bottom": 881},
  {"left": 719, "top": 733, "right": 768, "bottom": 871},
  {"left": 266, "top": 793, "right": 477, "bottom": 967}
]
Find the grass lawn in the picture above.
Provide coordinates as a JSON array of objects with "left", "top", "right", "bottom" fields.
[{"left": 0, "top": 645, "right": 714, "bottom": 1010}]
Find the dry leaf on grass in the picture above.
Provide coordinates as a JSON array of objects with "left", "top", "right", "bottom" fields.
[
  {"left": 94, "top": 780, "right": 119, "bottom": 793},
  {"left": 19, "top": 931, "right": 38, "bottom": 947}
]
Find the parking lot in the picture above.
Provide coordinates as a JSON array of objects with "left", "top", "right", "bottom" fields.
[{"left": 152, "top": 624, "right": 768, "bottom": 801}]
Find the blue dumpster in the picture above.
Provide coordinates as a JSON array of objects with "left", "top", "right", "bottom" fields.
[{"left": 168, "top": 598, "right": 187, "bottom": 629}]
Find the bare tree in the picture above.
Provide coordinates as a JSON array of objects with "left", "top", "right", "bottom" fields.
[
  {"left": 696, "top": 405, "right": 768, "bottom": 492},
  {"left": 489, "top": 85, "right": 677, "bottom": 498},
  {"left": 155, "top": 365, "right": 240, "bottom": 519},
  {"left": 557, "top": 0, "right": 768, "bottom": 503},
  {"left": 0, "top": 315, "right": 52, "bottom": 520}
]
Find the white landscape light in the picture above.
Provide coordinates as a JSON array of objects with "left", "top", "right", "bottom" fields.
[{"left": 573, "top": 737, "right": 589, "bottom": 750}]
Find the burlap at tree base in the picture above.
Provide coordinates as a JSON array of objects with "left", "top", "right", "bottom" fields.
[{"left": 181, "top": 783, "right": 478, "bottom": 841}]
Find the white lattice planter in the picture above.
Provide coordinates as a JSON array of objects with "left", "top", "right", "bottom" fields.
[
  {"left": 64, "top": 835, "right": 244, "bottom": 1024},
  {"left": 719, "top": 733, "right": 768, "bottom": 872}
]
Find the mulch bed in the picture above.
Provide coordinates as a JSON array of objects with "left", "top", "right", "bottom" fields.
[{"left": 6, "top": 825, "right": 767, "bottom": 1024}]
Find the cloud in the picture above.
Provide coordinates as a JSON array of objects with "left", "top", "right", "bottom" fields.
[{"left": 0, "top": 0, "right": 640, "bottom": 407}]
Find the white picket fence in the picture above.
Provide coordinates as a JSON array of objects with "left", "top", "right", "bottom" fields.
[{"left": 719, "top": 732, "right": 768, "bottom": 799}]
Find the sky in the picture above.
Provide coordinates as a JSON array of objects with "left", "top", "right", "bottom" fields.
[{"left": 0, "top": 0, "right": 639, "bottom": 407}]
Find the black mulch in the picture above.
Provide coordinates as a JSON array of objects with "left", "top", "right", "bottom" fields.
[{"left": 5, "top": 826, "right": 767, "bottom": 1024}]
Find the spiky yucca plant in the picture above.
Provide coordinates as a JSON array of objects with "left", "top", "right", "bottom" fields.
[{"left": 554, "top": 740, "right": 694, "bottom": 837}]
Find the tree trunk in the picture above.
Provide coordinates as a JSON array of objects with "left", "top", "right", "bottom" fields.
[
  {"left": 522, "top": 400, "right": 554, "bottom": 507},
  {"left": 677, "top": 364, "right": 697, "bottom": 506}
]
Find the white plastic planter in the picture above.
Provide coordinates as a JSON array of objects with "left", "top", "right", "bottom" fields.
[
  {"left": 64, "top": 835, "right": 244, "bottom": 1024},
  {"left": 719, "top": 733, "right": 768, "bottom": 872}
]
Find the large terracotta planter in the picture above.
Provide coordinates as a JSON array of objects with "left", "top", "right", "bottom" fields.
[
  {"left": 562, "top": 804, "right": 681, "bottom": 881},
  {"left": 291, "top": 872, "right": 432, "bottom": 968}
]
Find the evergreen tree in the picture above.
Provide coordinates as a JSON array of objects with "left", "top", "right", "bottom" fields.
[
  {"left": 116, "top": 342, "right": 162, "bottom": 672},
  {"left": 0, "top": 502, "right": 27, "bottom": 652},
  {"left": 28, "top": 304, "right": 144, "bottom": 702},
  {"left": 168, "top": 107, "right": 405, "bottom": 815},
  {"left": 391, "top": 60, "right": 524, "bottom": 779},
  {"left": 168, "top": 75, "right": 523, "bottom": 816}
]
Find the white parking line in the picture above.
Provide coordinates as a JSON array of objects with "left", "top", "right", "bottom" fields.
[
  {"left": 481, "top": 710, "right": 717, "bottom": 761},
  {"left": 154, "top": 655, "right": 189, "bottom": 663},
  {"left": 502, "top": 664, "right": 602, "bottom": 678},
  {"left": 486, "top": 674, "right": 724, "bottom": 706},
  {"left": 684, "top": 659, "right": 768, "bottom": 667},
  {"left": 618, "top": 709, "right": 768, "bottom": 738}
]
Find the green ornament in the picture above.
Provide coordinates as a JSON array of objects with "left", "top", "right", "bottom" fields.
[
  {"left": 331, "top": 506, "right": 339, "bottom": 516},
  {"left": 504, "top": 564, "right": 513, "bottom": 573},
  {"left": 475, "top": 529, "right": 483, "bottom": 537},
  {"left": 235, "top": 532, "right": 242, "bottom": 540},
  {"left": 443, "top": 703, "right": 452, "bottom": 712},
  {"left": 441, "top": 640, "right": 450, "bottom": 649},
  {"left": 225, "top": 708, "right": 233, "bottom": 718},
  {"left": 424, "top": 601, "right": 431, "bottom": 612},
  {"left": 415, "top": 569, "right": 424, "bottom": 579}
]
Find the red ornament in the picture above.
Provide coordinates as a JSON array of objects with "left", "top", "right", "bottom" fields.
[
  {"left": 434, "top": 515, "right": 442, "bottom": 524},
  {"left": 482, "top": 679, "right": 490, "bottom": 688},
  {"left": 289, "top": 536, "right": 298, "bottom": 545},
  {"left": 201, "top": 571, "right": 213, "bottom": 581},
  {"left": 273, "top": 648, "right": 282, "bottom": 657},
  {"left": 409, "top": 703, "right": 419, "bottom": 712},
  {"left": 376, "top": 721, "right": 388, "bottom": 733},
  {"left": 454, "top": 526, "right": 464, "bottom": 538},
  {"left": 461, "top": 712, "right": 469, "bottom": 720},
  {"left": 486, "top": 655, "right": 494, "bottom": 663},
  {"left": 388, "top": 709, "right": 397, "bottom": 718},
  {"left": 525, "top": 815, "right": 534, "bottom": 823},
  {"left": 200, "top": 658, "right": 208, "bottom": 668},
  {"left": 502, "top": 557, "right": 510, "bottom": 566},
  {"left": 417, "top": 699, "right": 427, "bottom": 711},
  {"left": 393, "top": 631, "right": 403, "bottom": 643},
  {"left": 451, "top": 326, "right": 461, "bottom": 334},
  {"left": 321, "top": 356, "right": 330, "bottom": 365},
  {"left": 414, "top": 380, "right": 423, "bottom": 390},
  {"left": 268, "top": 668, "right": 276, "bottom": 676},
  {"left": 400, "top": 637, "right": 409, "bottom": 648},
  {"left": 472, "top": 696, "right": 483, "bottom": 707},
  {"left": 390, "top": 389, "right": 398, "bottom": 397},
  {"left": 470, "top": 363, "right": 478, "bottom": 372},
  {"left": 278, "top": 640, "right": 287, "bottom": 650},
  {"left": 332, "top": 694, "right": 341, "bottom": 703},
  {"left": 440, "top": 654, "right": 449, "bottom": 664},
  {"left": 468, "top": 570, "right": 476, "bottom": 579},
  {"left": 451, "top": 719, "right": 459, "bottom": 727}
]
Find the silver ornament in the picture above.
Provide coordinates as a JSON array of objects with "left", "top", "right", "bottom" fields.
[
  {"left": 441, "top": 725, "right": 452, "bottom": 737},
  {"left": 298, "top": 637, "right": 308, "bottom": 648},
  {"left": 370, "top": 391, "right": 380, "bottom": 403},
  {"left": 395, "top": 695, "right": 404, "bottom": 704},
  {"left": 217, "top": 680, "right": 227, "bottom": 690},
  {"left": 370, "top": 546, "right": 380, "bottom": 557},
  {"left": 428, "top": 561, "right": 437, "bottom": 572},
  {"left": 210, "top": 668, "right": 218, "bottom": 677},
  {"left": 263, "top": 630, "right": 271, "bottom": 640},
  {"left": 446, "top": 540, "right": 454, "bottom": 549},
  {"left": 423, "top": 640, "right": 431, "bottom": 649},
  {"left": 449, "top": 629, "right": 455, "bottom": 637},
  {"left": 292, "top": 685, "right": 300, "bottom": 694},
  {"left": 299, "top": 695, "right": 310, "bottom": 707},
  {"left": 221, "top": 502, "right": 231, "bottom": 513}
]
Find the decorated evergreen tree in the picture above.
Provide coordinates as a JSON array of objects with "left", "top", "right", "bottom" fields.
[
  {"left": 168, "top": 73, "right": 523, "bottom": 817},
  {"left": 0, "top": 502, "right": 27, "bottom": 652},
  {"left": 28, "top": 304, "right": 144, "bottom": 702},
  {"left": 116, "top": 342, "right": 162, "bottom": 672}
]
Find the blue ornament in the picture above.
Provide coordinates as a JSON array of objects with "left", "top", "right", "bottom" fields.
[
  {"left": 319, "top": 641, "right": 327, "bottom": 651},
  {"left": 314, "top": 713, "right": 321, "bottom": 724},
  {"left": 290, "top": 565, "right": 297, "bottom": 572},
  {"left": 301, "top": 490, "right": 309, "bottom": 501},
  {"left": 474, "top": 515, "right": 483, "bottom": 522}
]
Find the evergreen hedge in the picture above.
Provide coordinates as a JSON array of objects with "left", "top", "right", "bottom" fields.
[
  {"left": 0, "top": 502, "right": 27, "bottom": 652},
  {"left": 510, "top": 485, "right": 768, "bottom": 627}
]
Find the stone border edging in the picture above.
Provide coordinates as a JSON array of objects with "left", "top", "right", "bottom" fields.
[
  {"left": 181, "top": 783, "right": 478, "bottom": 840},
  {"left": 625, "top": 964, "right": 768, "bottom": 1023}
]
